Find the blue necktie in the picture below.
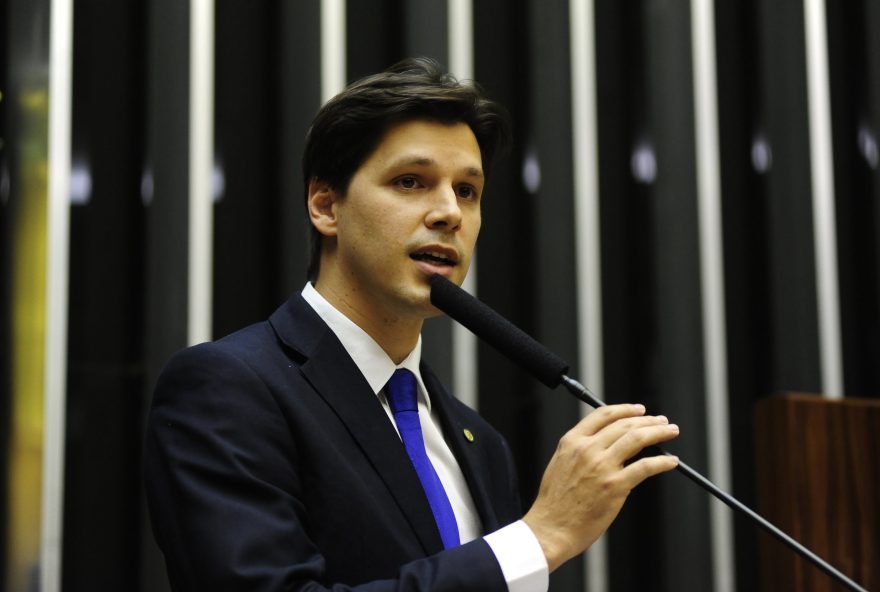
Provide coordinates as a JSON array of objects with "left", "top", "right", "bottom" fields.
[{"left": 385, "top": 368, "right": 460, "bottom": 549}]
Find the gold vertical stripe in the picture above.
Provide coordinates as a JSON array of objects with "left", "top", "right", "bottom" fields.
[{"left": 7, "top": 86, "right": 48, "bottom": 592}]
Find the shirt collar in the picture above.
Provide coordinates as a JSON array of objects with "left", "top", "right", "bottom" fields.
[{"left": 301, "top": 283, "right": 430, "bottom": 409}]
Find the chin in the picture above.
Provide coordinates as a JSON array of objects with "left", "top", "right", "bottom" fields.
[{"left": 401, "top": 284, "right": 438, "bottom": 317}]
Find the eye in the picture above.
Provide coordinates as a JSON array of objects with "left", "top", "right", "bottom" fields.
[
  {"left": 456, "top": 184, "right": 480, "bottom": 201},
  {"left": 394, "top": 176, "right": 422, "bottom": 190}
]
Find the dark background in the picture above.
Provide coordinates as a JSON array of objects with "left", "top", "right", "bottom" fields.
[{"left": 2, "top": 0, "right": 878, "bottom": 590}]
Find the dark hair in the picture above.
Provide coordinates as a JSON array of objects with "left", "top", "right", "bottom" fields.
[{"left": 302, "top": 56, "right": 511, "bottom": 281}]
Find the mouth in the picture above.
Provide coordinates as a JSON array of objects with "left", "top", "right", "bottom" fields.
[{"left": 409, "top": 246, "right": 459, "bottom": 269}]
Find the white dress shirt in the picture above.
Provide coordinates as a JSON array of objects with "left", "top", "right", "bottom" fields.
[{"left": 302, "top": 283, "right": 548, "bottom": 591}]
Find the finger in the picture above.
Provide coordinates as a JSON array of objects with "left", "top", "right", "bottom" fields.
[
  {"left": 617, "top": 452, "right": 680, "bottom": 490},
  {"left": 589, "top": 414, "right": 672, "bottom": 450},
  {"left": 574, "top": 403, "right": 647, "bottom": 437},
  {"left": 605, "top": 421, "right": 680, "bottom": 464}
]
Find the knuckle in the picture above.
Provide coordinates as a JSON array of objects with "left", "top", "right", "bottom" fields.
[
  {"left": 572, "top": 438, "right": 596, "bottom": 461},
  {"left": 601, "top": 473, "right": 622, "bottom": 493},
  {"left": 559, "top": 433, "right": 594, "bottom": 460},
  {"left": 558, "top": 431, "right": 579, "bottom": 450},
  {"left": 623, "top": 428, "right": 650, "bottom": 449}
]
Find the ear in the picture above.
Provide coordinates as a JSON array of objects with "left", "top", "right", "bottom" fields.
[{"left": 307, "top": 178, "right": 339, "bottom": 237}]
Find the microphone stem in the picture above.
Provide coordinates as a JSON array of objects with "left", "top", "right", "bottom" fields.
[{"left": 559, "top": 375, "right": 867, "bottom": 592}]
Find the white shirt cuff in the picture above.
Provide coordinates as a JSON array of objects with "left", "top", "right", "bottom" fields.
[{"left": 484, "top": 520, "right": 549, "bottom": 592}]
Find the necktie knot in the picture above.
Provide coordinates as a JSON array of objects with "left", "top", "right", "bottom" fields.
[{"left": 386, "top": 368, "right": 418, "bottom": 414}]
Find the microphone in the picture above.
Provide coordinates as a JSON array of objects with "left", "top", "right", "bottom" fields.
[
  {"left": 429, "top": 273, "right": 867, "bottom": 592},
  {"left": 429, "top": 272, "right": 569, "bottom": 389}
]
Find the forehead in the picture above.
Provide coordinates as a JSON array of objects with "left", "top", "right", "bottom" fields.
[{"left": 362, "top": 119, "right": 484, "bottom": 174}]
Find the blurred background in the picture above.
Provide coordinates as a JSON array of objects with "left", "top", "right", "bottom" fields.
[{"left": 2, "top": 0, "right": 878, "bottom": 590}]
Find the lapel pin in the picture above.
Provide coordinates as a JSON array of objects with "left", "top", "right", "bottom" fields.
[{"left": 463, "top": 428, "right": 474, "bottom": 443}]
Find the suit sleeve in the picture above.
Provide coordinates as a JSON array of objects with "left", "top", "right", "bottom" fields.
[{"left": 143, "top": 345, "right": 509, "bottom": 591}]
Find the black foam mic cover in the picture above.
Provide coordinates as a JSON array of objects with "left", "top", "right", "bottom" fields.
[{"left": 429, "top": 274, "right": 570, "bottom": 388}]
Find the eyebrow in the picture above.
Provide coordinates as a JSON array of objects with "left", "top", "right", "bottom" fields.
[{"left": 389, "top": 155, "right": 484, "bottom": 179}]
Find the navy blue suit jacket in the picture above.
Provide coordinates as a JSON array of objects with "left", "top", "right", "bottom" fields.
[{"left": 144, "top": 293, "right": 524, "bottom": 590}]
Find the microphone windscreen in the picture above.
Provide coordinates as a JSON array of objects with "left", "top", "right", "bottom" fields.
[{"left": 429, "top": 274, "right": 569, "bottom": 388}]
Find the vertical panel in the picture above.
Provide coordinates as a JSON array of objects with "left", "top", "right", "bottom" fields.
[
  {"left": 529, "top": 1, "right": 582, "bottom": 589},
  {"left": 714, "top": 0, "right": 767, "bottom": 588},
  {"left": 4, "top": 1, "right": 52, "bottom": 590},
  {"left": 277, "top": 1, "right": 321, "bottom": 294},
  {"left": 211, "top": 0, "right": 320, "bottom": 354},
  {"left": 143, "top": 0, "right": 190, "bottom": 376},
  {"left": 869, "top": 1, "right": 880, "bottom": 356},
  {"left": 757, "top": 0, "right": 822, "bottom": 394},
  {"left": 595, "top": 1, "right": 712, "bottom": 588},
  {"left": 447, "top": 0, "right": 470, "bottom": 78},
  {"left": 594, "top": 2, "right": 664, "bottom": 587},
  {"left": 690, "top": 0, "right": 734, "bottom": 589},
  {"left": 187, "top": 0, "right": 213, "bottom": 346},
  {"left": 447, "top": 0, "right": 477, "bottom": 410},
  {"left": 406, "top": 0, "right": 448, "bottom": 63},
  {"left": 345, "top": 0, "right": 402, "bottom": 81},
  {"left": 142, "top": 1, "right": 191, "bottom": 589},
  {"left": 321, "top": 0, "right": 346, "bottom": 99},
  {"left": 803, "top": 0, "right": 843, "bottom": 398},
  {"left": 213, "top": 0, "right": 286, "bottom": 338},
  {"left": 569, "top": 0, "right": 607, "bottom": 590},
  {"left": 0, "top": 0, "right": 10, "bottom": 584},
  {"left": 828, "top": 0, "right": 880, "bottom": 400},
  {"left": 473, "top": 0, "right": 543, "bottom": 508},
  {"left": 643, "top": 2, "right": 711, "bottom": 590},
  {"left": 63, "top": 1, "right": 147, "bottom": 588},
  {"left": 41, "top": 0, "right": 73, "bottom": 589}
]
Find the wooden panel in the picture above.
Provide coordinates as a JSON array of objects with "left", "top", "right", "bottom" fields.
[{"left": 755, "top": 393, "right": 880, "bottom": 591}]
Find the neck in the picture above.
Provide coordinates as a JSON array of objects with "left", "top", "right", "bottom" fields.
[{"left": 313, "top": 279, "right": 423, "bottom": 364}]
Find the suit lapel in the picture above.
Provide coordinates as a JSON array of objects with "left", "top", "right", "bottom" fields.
[
  {"left": 421, "top": 364, "right": 502, "bottom": 534},
  {"left": 269, "top": 295, "right": 444, "bottom": 555}
]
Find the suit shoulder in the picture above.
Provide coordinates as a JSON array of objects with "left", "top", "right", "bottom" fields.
[{"left": 162, "top": 321, "right": 278, "bottom": 371}]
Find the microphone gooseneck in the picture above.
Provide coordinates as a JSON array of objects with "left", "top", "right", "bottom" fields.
[{"left": 429, "top": 274, "right": 867, "bottom": 592}]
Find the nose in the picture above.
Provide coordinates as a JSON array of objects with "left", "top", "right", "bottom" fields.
[{"left": 425, "top": 186, "right": 462, "bottom": 231}]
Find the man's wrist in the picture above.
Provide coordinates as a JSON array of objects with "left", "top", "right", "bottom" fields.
[
  {"left": 483, "top": 520, "right": 549, "bottom": 592},
  {"left": 521, "top": 513, "right": 567, "bottom": 573}
]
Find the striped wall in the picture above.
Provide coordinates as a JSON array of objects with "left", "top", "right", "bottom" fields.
[{"left": 2, "top": 0, "right": 879, "bottom": 590}]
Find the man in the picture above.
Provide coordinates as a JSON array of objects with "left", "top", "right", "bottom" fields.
[{"left": 144, "top": 57, "right": 680, "bottom": 590}]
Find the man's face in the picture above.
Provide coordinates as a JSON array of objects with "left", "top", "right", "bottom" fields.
[{"left": 314, "top": 119, "right": 484, "bottom": 323}]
